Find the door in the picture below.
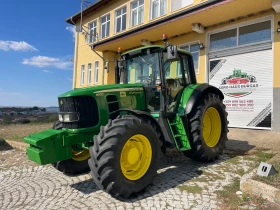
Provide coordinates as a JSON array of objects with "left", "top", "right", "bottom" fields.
[{"left": 209, "top": 49, "right": 273, "bottom": 129}]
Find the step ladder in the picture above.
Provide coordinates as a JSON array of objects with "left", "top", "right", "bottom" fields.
[{"left": 167, "top": 116, "right": 191, "bottom": 151}]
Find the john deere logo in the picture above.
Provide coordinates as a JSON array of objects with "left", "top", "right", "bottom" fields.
[{"left": 219, "top": 70, "right": 259, "bottom": 98}]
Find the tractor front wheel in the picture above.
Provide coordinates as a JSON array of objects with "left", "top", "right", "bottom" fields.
[
  {"left": 51, "top": 121, "right": 91, "bottom": 175},
  {"left": 88, "top": 115, "right": 161, "bottom": 199},
  {"left": 184, "top": 94, "right": 228, "bottom": 161}
]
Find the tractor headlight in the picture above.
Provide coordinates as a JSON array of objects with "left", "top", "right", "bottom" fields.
[
  {"left": 64, "top": 114, "right": 70, "bottom": 122},
  {"left": 59, "top": 114, "right": 63, "bottom": 122},
  {"left": 58, "top": 112, "right": 79, "bottom": 122}
]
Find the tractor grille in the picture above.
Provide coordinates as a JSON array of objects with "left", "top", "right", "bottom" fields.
[{"left": 58, "top": 96, "right": 99, "bottom": 129}]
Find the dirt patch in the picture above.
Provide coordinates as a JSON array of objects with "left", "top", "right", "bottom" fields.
[{"left": 0, "top": 123, "right": 52, "bottom": 142}]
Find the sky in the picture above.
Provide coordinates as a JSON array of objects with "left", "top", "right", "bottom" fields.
[{"left": 0, "top": 0, "right": 89, "bottom": 107}]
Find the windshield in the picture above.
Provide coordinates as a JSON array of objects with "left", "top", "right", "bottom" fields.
[
  {"left": 120, "top": 51, "right": 191, "bottom": 86},
  {"left": 121, "top": 52, "right": 160, "bottom": 86}
]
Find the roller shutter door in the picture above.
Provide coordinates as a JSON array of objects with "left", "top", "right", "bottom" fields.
[{"left": 209, "top": 48, "right": 273, "bottom": 129}]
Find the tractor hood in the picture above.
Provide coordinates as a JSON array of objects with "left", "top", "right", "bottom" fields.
[{"left": 58, "top": 83, "right": 144, "bottom": 98}]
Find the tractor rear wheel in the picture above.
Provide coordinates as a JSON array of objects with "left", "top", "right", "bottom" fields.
[
  {"left": 88, "top": 115, "right": 161, "bottom": 199},
  {"left": 184, "top": 94, "right": 228, "bottom": 161},
  {"left": 51, "top": 121, "right": 90, "bottom": 175}
]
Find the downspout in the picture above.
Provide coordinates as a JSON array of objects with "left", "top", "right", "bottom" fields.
[{"left": 71, "top": 16, "right": 79, "bottom": 89}]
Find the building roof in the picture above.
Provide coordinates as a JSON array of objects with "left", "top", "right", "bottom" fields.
[{"left": 65, "top": 0, "right": 110, "bottom": 25}]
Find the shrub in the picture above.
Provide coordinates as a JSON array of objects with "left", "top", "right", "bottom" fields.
[
  {"left": 17, "top": 119, "right": 31, "bottom": 124},
  {"left": 2, "top": 115, "right": 12, "bottom": 124}
]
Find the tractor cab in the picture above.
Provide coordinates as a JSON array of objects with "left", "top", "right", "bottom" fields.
[{"left": 116, "top": 40, "right": 196, "bottom": 116}]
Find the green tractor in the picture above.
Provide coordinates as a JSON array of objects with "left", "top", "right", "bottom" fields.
[{"left": 24, "top": 38, "right": 228, "bottom": 198}]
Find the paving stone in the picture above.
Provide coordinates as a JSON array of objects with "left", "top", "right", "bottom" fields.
[{"left": 0, "top": 148, "right": 264, "bottom": 210}]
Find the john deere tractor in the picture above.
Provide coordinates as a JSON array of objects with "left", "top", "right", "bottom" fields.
[{"left": 24, "top": 39, "right": 228, "bottom": 198}]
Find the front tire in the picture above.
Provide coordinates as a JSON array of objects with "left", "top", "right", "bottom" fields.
[
  {"left": 88, "top": 115, "right": 161, "bottom": 199},
  {"left": 51, "top": 121, "right": 90, "bottom": 175},
  {"left": 184, "top": 94, "right": 228, "bottom": 161}
]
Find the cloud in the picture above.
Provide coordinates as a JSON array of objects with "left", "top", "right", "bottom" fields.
[
  {"left": 22, "top": 56, "right": 73, "bottom": 70},
  {"left": 67, "top": 78, "right": 73, "bottom": 82},
  {"left": 43, "top": 70, "right": 52, "bottom": 73},
  {"left": 66, "top": 26, "right": 76, "bottom": 40},
  {"left": 0, "top": 41, "right": 38, "bottom": 52}
]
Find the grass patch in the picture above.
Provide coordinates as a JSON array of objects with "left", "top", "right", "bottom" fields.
[
  {"left": 225, "top": 156, "right": 241, "bottom": 165},
  {"left": 256, "top": 152, "right": 275, "bottom": 163},
  {"left": 217, "top": 178, "right": 241, "bottom": 209},
  {"left": 0, "top": 123, "right": 52, "bottom": 142},
  {"left": 177, "top": 185, "right": 203, "bottom": 194}
]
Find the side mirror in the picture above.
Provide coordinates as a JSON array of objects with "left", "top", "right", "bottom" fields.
[{"left": 166, "top": 45, "right": 178, "bottom": 62}]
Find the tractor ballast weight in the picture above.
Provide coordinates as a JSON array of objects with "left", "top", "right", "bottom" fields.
[{"left": 24, "top": 39, "right": 228, "bottom": 198}]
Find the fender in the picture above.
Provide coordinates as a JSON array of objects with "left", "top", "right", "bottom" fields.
[
  {"left": 186, "top": 83, "right": 224, "bottom": 115},
  {"left": 177, "top": 84, "right": 224, "bottom": 116}
]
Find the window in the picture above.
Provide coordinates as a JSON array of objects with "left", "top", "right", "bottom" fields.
[
  {"left": 151, "top": 0, "right": 167, "bottom": 19},
  {"left": 180, "top": 43, "right": 200, "bottom": 74},
  {"left": 80, "top": 65, "right": 85, "bottom": 85},
  {"left": 126, "top": 53, "right": 159, "bottom": 85},
  {"left": 210, "top": 20, "right": 272, "bottom": 51},
  {"left": 175, "top": 55, "right": 190, "bottom": 81},
  {"left": 239, "top": 21, "right": 271, "bottom": 46},
  {"left": 87, "top": 63, "right": 92, "bottom": 84},
  {"left": 115, "top": 7, "right": 127, "bottom": 33},
  {"left": 171, "top": 0, "right": 193, "bottom": 12},
  {"left": 88, "top": 21, "right": 97, "bottom": 43},
  {"left": 210, "top": 29, "right": 237, "bottom": 51},
  {"left": 94, "top": 61, "right": 99, "bottom": 84},
  {"left": 101, "top": 14, "right": 110, "bottom": 38},
  {"left": 131, "top": 0, "right": 144, "bottom": 27}
]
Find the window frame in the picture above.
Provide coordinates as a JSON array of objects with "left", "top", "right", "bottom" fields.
[
  {"left": 179, "top": 41, "right": 200, "bottom": 75},
  {"left": 87, "top": 20, "right": 97, "bottom": 43},
  {"left": 130, "top": 0, "right": 144, "bottom": 27},
  {"left": 150, "top": 0, "right": 167, "bottom": 20},
  {"left": 100, "top": 13, "right": 111, "bottom": 38},
  {"left": 80, "top": 64, "right": 85, "bottom": 86},
  {"left": 94, "top": 61, "right": 99, "bottom": 84},
  {"left": 115, "top": 6, "right": 127, "bottom": 33},
  {"left": 87, "top": 63, "right": 92, "bottom": 85},
  {"left": 208, "top": 17, "right": 272, "bottom": 53},
  {"left": 171, "top": 0, "right": 194, "bottom": 12}
]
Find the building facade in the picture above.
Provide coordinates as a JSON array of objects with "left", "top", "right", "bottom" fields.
[{"left": 66, "top": 0, "right": 280, "bottom": 132}]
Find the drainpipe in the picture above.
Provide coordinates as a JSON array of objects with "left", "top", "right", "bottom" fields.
[{"left": 71, "top": 16, "right": 79, "bottom": 89}]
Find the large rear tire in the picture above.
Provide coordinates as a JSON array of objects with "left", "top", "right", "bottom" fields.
[
  {"left": 184, "top": 94, "right": 228, "bottom": 161},
  {"left": 88, "top": 115, "right": 161, "bottom": 199},
  {"left": 51, "top": 121, "right": 90, "bottom": 175}
]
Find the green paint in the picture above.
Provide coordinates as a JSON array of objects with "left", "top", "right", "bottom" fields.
[
  {"left": 167, "top": 116, "right": 191, "bottom": 151},
  {"left": 151, "top": 113, "right": 159, "bottom": 118},
  {"left": 177, "top": 84, "right": 200, "bottom": 116},
  {"left": 24, "top": 129, "right": 72, "bottom": 165}
]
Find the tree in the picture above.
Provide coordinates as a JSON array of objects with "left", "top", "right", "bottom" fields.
[
  {"left": 32, "top": 106, "right": 39, "bottom": 110},
  {"left": 41, "top": 108, "right": 46, "bottom": 112}
]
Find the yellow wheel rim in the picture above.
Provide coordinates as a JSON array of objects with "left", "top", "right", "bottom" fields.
[
  {"left": 72, "top": 149, "right": 90, "bottom": 161},
  {"left": 202, "top": 107, "right": 221, "bottom": 148},
  {"left": 120, "top": 134, "right": 152, "bottom": 181}
]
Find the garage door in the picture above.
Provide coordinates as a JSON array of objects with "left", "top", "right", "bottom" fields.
[
  {"left": 209, "top": 50, "right": 273, "bottom": 129},
  {"left": 208, "top": 19, "right": 273, "bottom": 129}
]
